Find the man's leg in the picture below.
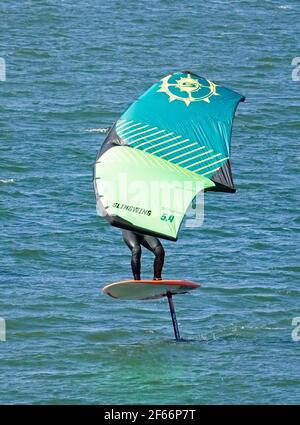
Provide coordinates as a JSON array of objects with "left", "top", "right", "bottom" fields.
[
  {"left": 140, "top": 235, "right": 165, "bottom": 280},
  {"left": 122, "top": 230, "right": 141, "bottom": 280}
]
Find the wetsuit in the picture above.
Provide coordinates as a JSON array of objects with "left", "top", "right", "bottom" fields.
[{"left": 122, "top": 229, "right": 165, "bottom": 280}]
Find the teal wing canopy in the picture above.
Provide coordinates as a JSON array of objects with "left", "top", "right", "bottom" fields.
[{"left": 94, "top": 71, "right": 245, "bottom": 240}]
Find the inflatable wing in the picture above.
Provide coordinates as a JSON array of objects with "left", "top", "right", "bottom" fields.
[{"left": 94, "top": 71, "right": 245, "bottom": 240}]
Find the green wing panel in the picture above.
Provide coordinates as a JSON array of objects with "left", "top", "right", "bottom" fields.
[{"left": 94, "top": 146, "right": 215, "bottom": 241}]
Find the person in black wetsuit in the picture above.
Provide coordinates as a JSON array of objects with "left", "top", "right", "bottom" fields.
[{"left": 122, "top": 229, "right": 165, "bottom": 281}]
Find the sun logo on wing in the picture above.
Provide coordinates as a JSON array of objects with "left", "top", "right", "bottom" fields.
[{"left": 157, "top": 73, "right": 219, "bottom": 106}]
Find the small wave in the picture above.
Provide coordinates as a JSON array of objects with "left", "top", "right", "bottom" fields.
[
  {"left": 278, "top": 5, "right": 291, "bottom": 10},
  {"left": 275, "top": 266, "right": 300, "bottom": 273},
  {"left": 12, "top": 248, "right": 48, "bottom": 259},
  {"left": 85, "top": 128, "right": 110, "bottom": 133},
  {"left": 0, "top": 178, "right": 14, "bottom": 184}
]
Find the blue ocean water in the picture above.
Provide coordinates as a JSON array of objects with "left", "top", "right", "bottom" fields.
[{"left": 1, "top": 0, "right": 300, "bottom": 404}]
